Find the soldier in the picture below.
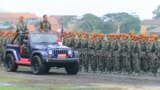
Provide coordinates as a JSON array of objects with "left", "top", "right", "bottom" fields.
[
  {"left": 132, "top": 35, "right": 141, "bottom": 75},
  {"left": 107, "top": 34, "right": 114, "bottom": 73},
  {"left": 74, "top": 32, "right": 83, "bottom": 71},
  {"left": 105, "top": 35, "right": 111, "bottom": 72},
  {"left": 40, "top": 15, "right": 51, "bottom": 32},
  {"left": 98, "top": 34, "right": 106, "bottom": 72},
  {"left": 16, "top": 16, "right": 28, "bottom": 45},
  {"left": 16, "top": 16, "right": 28, "bottom": 33},
  {"left": 140, "top": 35, "right": 149, "bottom": 73},
  {"left": 123, "top": 34, "right": 131, "bottom": 74},
  {"left": 82, "top": 33, "right": 89, "bottom": 72},
  {"left": 149, "top": 35, "right": 159, "bottom": 76},
  {"left": 89, "top": 33, "right": 97, "bottom": 72},
  {"left": 113, "top": 34, "right": 121, "bottom": 73},
  {"left": 63, "top": 32, "right": 70, "bottom": 46}
]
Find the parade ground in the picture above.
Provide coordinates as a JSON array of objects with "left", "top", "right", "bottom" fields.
[{"left": 0, "top": 66, "right": 160, "bottom": 90}]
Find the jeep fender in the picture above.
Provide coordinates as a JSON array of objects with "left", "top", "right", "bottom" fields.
[
  {"left": 31, "top": 50, "right": 48, "bottom": 60},
  {"left": 5, "top": 49, "right": 20, "bottom": 60},
  {"left": 73, "top": 51, "right": 79, "bottom": 58}
]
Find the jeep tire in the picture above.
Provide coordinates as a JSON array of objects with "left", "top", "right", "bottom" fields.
[
  {"left": 45, "top": 66, "right": 51, "bottom": 73},
  {"left": 4, "top": 54, "right": 18, "bottom": 72},
  {"left": 65, "top": 61, "right": 79, "bottom": 75},
  {"left": 31, "top": 55, "right": 46, "bottom": 75}
]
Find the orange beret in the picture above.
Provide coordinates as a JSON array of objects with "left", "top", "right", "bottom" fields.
[{"left": 19, "top": 16, "right": 24, "bottom": 20}]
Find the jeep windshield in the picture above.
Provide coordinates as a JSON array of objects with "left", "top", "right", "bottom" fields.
[{"left": 30, "top": 33, "right": 58, "bottom": 44}]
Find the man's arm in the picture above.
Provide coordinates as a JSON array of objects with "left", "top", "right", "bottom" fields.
[{"left": 16, "top": 23, "right": 20, "bottom": 33}]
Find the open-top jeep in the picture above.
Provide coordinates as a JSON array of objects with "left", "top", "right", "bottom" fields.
[{"left": 3, "top": 32, "right": 79, "bottom": 75}]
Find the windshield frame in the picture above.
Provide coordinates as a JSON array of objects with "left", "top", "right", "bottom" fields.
[{"left": 29, "top": 32, "right": 59, "bottom": 44}]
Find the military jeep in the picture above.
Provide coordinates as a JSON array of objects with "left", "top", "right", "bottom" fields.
[{"left": 3, "top": 32, "right": 79, "bottom": 75}]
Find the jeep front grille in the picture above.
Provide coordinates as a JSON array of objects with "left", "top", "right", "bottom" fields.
[{"left": 53, "top": 50, "right": 68, "bottom": 57}]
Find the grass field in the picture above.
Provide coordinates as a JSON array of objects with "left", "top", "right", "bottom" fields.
[
  {"left": 0, "top": 73, "right": 121, "bottom": 90},
  {"left": 1, "top": 67, "right": 160, "bottom": 90}
]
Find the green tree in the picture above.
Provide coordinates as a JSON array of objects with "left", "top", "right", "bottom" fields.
[
  {"left": 101, "top": 20, "right": 117, "bottom": 33},
  {"left": 153, "top": 5, "right": 160, "bottom": 19},
  {"left": 75, "top": 13, "right": 103, "bottom": 32},
  {"left": 120, "top": 16, "right": 140, "bottom": 33},
  {"left": 102, "top": 12, "right": 140, "bottom": 33},
  {"left": 58, "top": 17, "right": 73, "bottom": 28}
]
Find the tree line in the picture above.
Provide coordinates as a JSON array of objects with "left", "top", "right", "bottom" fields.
[
  {"left": 59, "top": 5, "right": 160, "bottom": 34},
  {"left": 59, "top": 12, "right": 141, "bottom": 34}
]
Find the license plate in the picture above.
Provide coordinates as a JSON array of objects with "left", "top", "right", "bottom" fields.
[{"left": 58, "top": 54, "right": 66, "bottom": 59}]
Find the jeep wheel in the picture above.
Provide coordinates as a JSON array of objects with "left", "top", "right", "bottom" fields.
[
  {"left": 31, "top": 56, "right": 46, "bottom": 75},
  {"left": 4, "top": 54, "right": 18, "bottom": 72},
  {"left": 45, "top": 66, "right": 51, "bottom": 73},
  {"left": 65, "top": 62, "right": 79, "bottom": 75}
]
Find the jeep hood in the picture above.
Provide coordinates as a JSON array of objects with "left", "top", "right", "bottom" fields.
[{"left": 32, "top": 44, "right": 70, "bottom": 50}]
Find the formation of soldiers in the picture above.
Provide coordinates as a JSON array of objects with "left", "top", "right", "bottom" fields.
[
  {"left": 62, "top": 32, "right": 160, "bottom": 76},
  {"left": 0, "top": 30, "right": 160, "bottom": 76}
]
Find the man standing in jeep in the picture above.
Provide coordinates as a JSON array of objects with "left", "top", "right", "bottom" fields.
[
  {"left": 16, "top": 16, "right": 28, "bottom": 45},
  {"left": 40, "top": 15, "right": 52, "bottom": 32}
]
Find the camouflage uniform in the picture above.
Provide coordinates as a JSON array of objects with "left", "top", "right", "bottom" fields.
[
  {"left": 113, "top": 39, "right": 120, "bottom": 72},
  {"left": 120, "top": 39, "right": 131, "bottom": 73},
  {"left": 140, "top": 41, "right": 149, "bottom": 73},
  {"left": 132, "top": 41, "right": 141, "bottom": 74},
  {"left": 149, "top": 42, "right": 159, "bottom": 76},
  {"left": 100, "top": 39, "right": 108, "bottom": 72},
  {"left": 107, "top": 40, "right": 114, "bottom": 72},
  {"left": 95, "top": 38, "right": 103, "bottom": 72},
  {"left": 40, "top": 20, "right": 51, "bottom": 32},
  {"left": 126, "top": 39, "right": 132, "bottom": 73},
  {"left": 82, "top": 38, "right": 89, "bottom": 72},
  {"left": 16, "top": 21, "right": 28, "bottom": 45},
  {"left": 74, "top": 37, "right": 83, "bottom": 71},
  {"left": 104, "top": 39, "right": 111, "bottom": 72},
  {"left": 89, "top": 38, "right": 97, "bottom": 72},
  {"left": 16, "top": 21, "right": 28, "bottom": 33},
  {"left": 68, "top": 36, "right": 75, "bottom": 49}
]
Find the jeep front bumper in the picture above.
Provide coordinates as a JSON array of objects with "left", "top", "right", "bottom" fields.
[{"left": 43, "top": 58, "right": 79, "bottom": 63}]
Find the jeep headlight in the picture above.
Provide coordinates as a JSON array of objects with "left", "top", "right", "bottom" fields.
[
  {"left": 68, "top": 50, "right": 72, "bottom": 55},
  {"left": 48, "top": 50, "right": 52, "bottom": 55}
]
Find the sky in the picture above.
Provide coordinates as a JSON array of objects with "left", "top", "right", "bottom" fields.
[{"left": 0, "top": 0, "right": 160, "bottom": 20}]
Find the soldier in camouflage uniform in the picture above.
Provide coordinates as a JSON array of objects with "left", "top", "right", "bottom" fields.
[
  {"left": 113, "top": 35, "right": 120, "bottom": 73},
  {"left": 95, "top": 35, "right": 104, "bottom": 72},
  {"left": 132, "top": 36, "right": 141, "bottom": 75},
  {"left": 140, "top": 36, "right": 150, "bottom": 73},
  {"left": 99, "top": 34, "right": 107, "bottom": 72},
  {"left": 82, "top": 33, "right": 89, "bottom": 72},
  {"left": 105, "top": 35, "right": 111, "bottom": 72},
  {"left": 16, "top": 16, "right": 28, "bottom": 45},
  {"left": 149, "top": 36, "right": 159, "bottom": 76},
  {"left": 64, "top": 33, "right": 71, "bottom": 47},
  {"left": 122, "top": 35, "right": 131, "bottom": 73},
  {"left": 40, "top": 15, "right": 51, "bottom": 32},
  {"left": 68, "top": 33, "right": 75, "bottom": 49},
  {"left": 107, "top": 35, "right": 114, "bottom": 73},
  {"left": 89, "top": 34, "right": 97, "bottom": 72},
  {"left": 74, "top": 32, "right": 83, "bottom": 71}
]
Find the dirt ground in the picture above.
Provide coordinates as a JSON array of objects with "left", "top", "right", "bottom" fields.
[{"left": 1, "top": 65, "right": 160, "bottom": 90}]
